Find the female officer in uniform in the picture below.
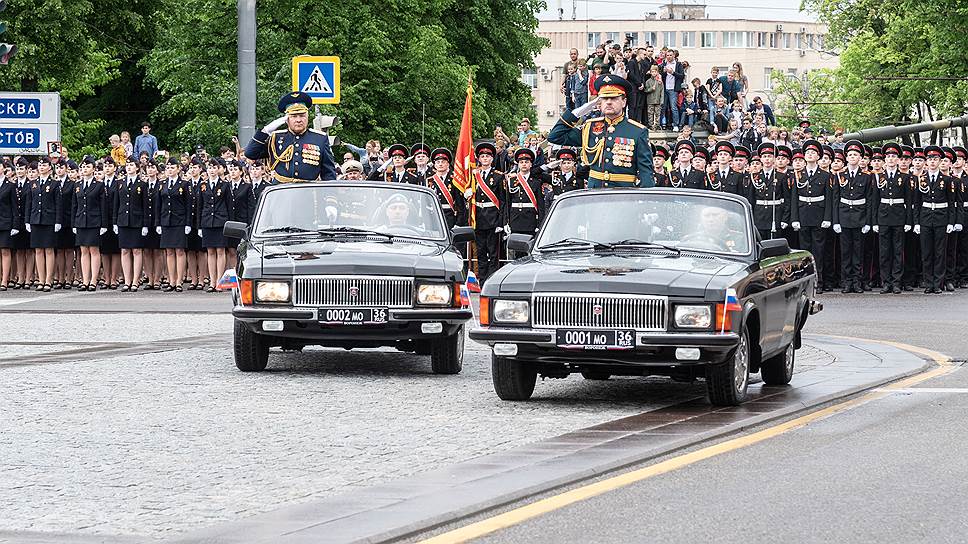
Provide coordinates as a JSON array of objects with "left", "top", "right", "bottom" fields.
[
  {"left": 198, "top": 157, "right": 231, "bottom": 292},
  {"left": 99, "top": 158, "right": 122, "bottom": 289},
  {"left": 185, "top": 157, "right": 205, "bottom": 290},
  {"left": 25, "top": 157, "right": 62, "bottom": 291},
  {"left": 55, "top": 160, "right": 76, "bottom": 289},
  {"left": 158, "top": 157, "right": 191, "bottom": 292},
  {"left": 0, "top": 160, "right": 18, "bottom": 291},
  {"left": 73, "top": 156, "right": 108, "bottom": 291},
  {"left": 115, "top": 159, "right": 149, "bottom": 291},
  {"left": 142, "top": 160, "right": 163, "bottom": 290}
]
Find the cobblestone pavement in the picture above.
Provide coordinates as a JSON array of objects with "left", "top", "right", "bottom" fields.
[{"left": 1, "top": 308, "right": 833, "bottom": 540}]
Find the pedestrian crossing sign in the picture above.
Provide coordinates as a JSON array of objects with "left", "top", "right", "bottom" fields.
[{"left": 291, "top": 56, "right": 340, "bottom": 104}]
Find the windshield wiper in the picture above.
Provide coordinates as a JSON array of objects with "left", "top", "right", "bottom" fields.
[
  {"left": 260, "top": 226, "right": 314, "bottom": 234},
  {"left": 611, "top": 238, "right": 681, "bottom": 255},
  {"left": 537, "top": 238, "right": 614, "bottom": 251},
  {"left": 317, "top": 227, "right": 394, "bottom": 240}
]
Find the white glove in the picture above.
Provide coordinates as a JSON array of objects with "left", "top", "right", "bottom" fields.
[
  {"left": 914, "top": 225, "right": 921, "bottom": 235},
  {"left": 652, "top": 226, "right": 662, "bottom": 235},
  {"left": 157, "top": 226, "right": 163, "bottom": 235},
  {"left": 197, "top": 230, "right": 203, "bottom": 238},
  {"left": 261, "top": 115, "right": 287, "bottom": 134},
  {"left": 377, "top": 157, "right": 394, "bottom": 173},
  {"left": 325, "top": 205, "right": 338, "bottom": 222},
  {"left": 25, "top": 223, "right": 31, "bottom": 233},
  {"left": 861, "top": 225, "right": 870, "bottom": 234},
  {"left": 141, "top": 227, "right": 148, "bottom": 236},
  {"left": 10, "top": 228, "right": 18, "bottom": 236},
  {"left": 495, "top": 227, "right": 503, "bottom": 233},
  {"left": 99, "top": 227, "right": 107, "bottom": 235},
  {"left": 112, "top": 225, "right": 119, "bottom": 234},
  {"left": 872, "top": 225, "right": 879, "bottom": 233},
  {"left": 54, "top": 223, "right": 61, "bottom": 232},
  {"left": 503, "top": 225, "right": 511, "bottom": 236},
  {"left": 791, "top": 221, "right": 800, "bottom": 231},
  {"left": 946, "top": 224, "right": 954, "bottom": 234},
  {"left": 957, "top": 224, "right": 964, "bottom": 232},
  {"left": 821, "top": 221, "right": 831, "bottom": 229},
  {"left": 71, "top": 228, "right": 76, "bottom": 234},
  {"left": 904, "top": 224, "right": 911, "bottom": 232},
  {"left": 463, "top": 188, "right": 473, "bottom": 199},
  {"left": 540, "top": 160, "right": 562, "bottom": 172},
  {"left": 833, "top": 224, "right": 842, "bottom": 234},
  {"left": 780, "top": 222, "right": 788, "bottom": 229},
  {"left": 572, "top": 96, "right": 601, "bottom": 118},
  {"left": 184, "top": 226, "right": 192, "bottom": 235}
]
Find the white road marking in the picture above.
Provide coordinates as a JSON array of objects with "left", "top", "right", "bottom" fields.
[{"left": 873, "top": 387, "right": 968, "bottom": 394}]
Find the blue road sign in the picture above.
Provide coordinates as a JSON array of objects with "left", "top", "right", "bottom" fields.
[
  {"left": 291, "top": 56, "right": 341, "bottom": 104},
  {"left": 0, "top": 92, "right": 59, "bottom": 154}
]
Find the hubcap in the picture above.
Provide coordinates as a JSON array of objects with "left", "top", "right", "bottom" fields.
[
  {"left": 784, "top": 344, "right": 795, "bottom": 376},
  {"left": 456, "top": 327, "right": 465, "bottom": 363},
  {"left": 734, "top": 332, "right": 749, "bottom": 392}
]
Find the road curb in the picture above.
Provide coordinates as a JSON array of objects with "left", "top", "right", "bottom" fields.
[{"left": 166, "top": 335, "right": 938, "bottom": 544}]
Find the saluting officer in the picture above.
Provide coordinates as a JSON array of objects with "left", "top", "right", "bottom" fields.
[
  {"left": 471, "top": 142, "right": 505, "bottom": 283},
  {"left": 244, "top": 91, "right": 337, "bottom": 183},
  {"left": 542, "top": 148, "right": 585, "bottom": 202},
  {"left": 751, "top": 142, "right": 790, "bottom": 240},
  {"left": 790, "top": 139, "right": 832, "bottom": 292},
  {"left": 914, "top": 146, "right": 956, "bottom": 293},
  {"left": 548, "top": 74, "right": 654, "bottom": 188},
  {"left": 833, "top": 140, "right": 872, "bottom": 294},
  {"left": 425, "top": 148, "right": 466, "bottom": 229},
  {"left": 870, "top": 142, "right": 910, "bottom": 294},
  {"left": 667, "top": 140, "right": 706, "bottom": 189},
  {"left": 504, "top": 148, "right": 546, "bottom": 235}
]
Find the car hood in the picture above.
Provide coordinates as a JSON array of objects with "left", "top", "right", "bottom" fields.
[
  {"left": 251, "top": 239, "right": 452, "bottom": 277},
  {"left": 496, "top": 251, "right": 746, "bottom": 297}
]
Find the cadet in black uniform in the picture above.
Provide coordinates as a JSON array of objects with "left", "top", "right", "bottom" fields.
[
  {"left": 953, "top": 147, "right": 968, "bottom": 287},
  {"left": 54, "top": 160, "right": 76, "bottom": 289},
  {"left": 708, "top": 141, "right": 746, "bottom": 195},
  {"left": 914, "top": 146, "right": 955, "bottom": 293},
  {"left": 833, "top": 140, "right": 872, "bottom": 293},
  {"left": 198, "top": 157, "right": 232, "bottom": 292},
  {"left": 225, "top": 159, "right": 254, "bottom": 266},
  {"left": 0, "top": 161, "right": 17, "bottom": 290},
  {"left": 12, "top": 158, "right": 31, "bottom": 288},
  {"left": 751, "top": 143, "right": 790, "bottom": 240},
  {"left": 504, "top": 148, "right": 546, "bottom": 236},
  {"left": 185, "top": 157, "right": 205, "bottom": 289},
  {"left": 72, "top": 156, "right": 109, "bottom": 291},
  {"left": 100, "top": 158, "right": 122, "bottom": 289},
  {"left": 158, "top": 157, "right": 191, "bottom": 292},
  {"left": 790, "top": 139, "right": 832, "bottom": 292},
  {"left": 652, "top": 144, "right": 669, "bottom": 187},
  {"left": 142, "top": 161, "right": 163, "bottom": 290},
  {"left": 900, "top": 145, "right": 920, "bottom": 290},
  {"left": 369, "top": 144, "right": 417, "bottom": 184},
  {"left": 941, "top": 147, "right": 962, "bottom": 291},
  {"left": 541, "top": 147, "right": 585, "bottom": 205},
  {"left": 871, "top": 142, "right": 910, "bottom": 294},
  {"left": 115, "top": 160, "right": 150, "bottom": 291},
  {"left": 425, "top": 148, "right": 466, "bottom": 229},
  {"left": 667, "top": 140, "right": 707, "bottom": 189},
  {"left": 25, "top": 157, "right": 62, "bottom": 291},
  {"left": 471, "top": 142, "right": 505, "bottom": 283},
  {"left": 409, "top": 143, "right": 432, "bottom": 184}
]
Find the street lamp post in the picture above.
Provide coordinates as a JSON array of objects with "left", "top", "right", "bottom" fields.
[{"left": 237, "top": 0, "right": 257, "bottom": 145}]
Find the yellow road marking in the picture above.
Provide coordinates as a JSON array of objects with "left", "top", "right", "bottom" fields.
[
  {"left": 822, "top": 335, "right": 953, "bottom": 366},
  {"left": 418, "top": 339, "right": 956, "bottom": 544}
]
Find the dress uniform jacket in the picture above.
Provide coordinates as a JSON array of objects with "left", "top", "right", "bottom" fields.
[
  {"left": 25, "top": 176, "right": 62, "bottom": 226},
  {"left": 750, "top": 170, "right": 790, "bottom": 233},
  {"left": 708, "top": 168, "right": 746, "bottom": 196},
  {"left": 541, "top": 169, "right": 585, "bottom": 201},
  {"left": 252, "top": 179, "right": 275, "bottom": 202},
  {"left": 871, "top": 170, "right": 910, "bottom": 227},
  {"left": 197, "top": 178, "right": 232, "bottom": 229},
  {"left": 548, "top": 111, "right": 654, "bottom": 188},
  {"left": 244, "top": 128, "right": 337, "bottom": 183},
  {"left": 0, "top": 181, "right": 18, "bottom": 231},
  {"left": 833, "top": 170, "right": 872, "bottom": 229},
  {"left": 472, "top": 168, "right": 506, "bottom": 231},
  {"left": 666, "top": 167, "right": 707, "bottom": 190},
  {"left": 57, "top": 177, "right": 75, "bottom": 232},
  {"left": 144, "top": 179, "right": 160, "bottom": 230},
  {"left": 229, "top": 181, "right": 255, "bottom": 224},
  {"left": 71, "top": 179, "right": 108, "bottom": 229},
  {"left": 114, "top": 178, "right": 150, "bottom": 228},
  {"left": 912, "top": 172, "right": 954, "bottom": 228},
  {"left": 504, "top": 171, "right": 546, "bottom": 233},
  {"left": 790, "top": 169, "right": 833, "bottom": 227},
  {"left": 653, "top": 169, "right": 668, "bottom": 188},
  {"left": 158, "top": 178, "right": 191, "bottom": 227},
  {"left": 425, "top": 170, "right": 466, "bottom": 228},
  {"left": 369, "top": 168, "right": 420, "bottom": 185}
]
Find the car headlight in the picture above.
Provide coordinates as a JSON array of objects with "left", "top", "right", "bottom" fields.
[
  {"left": 255, "top": 281, "right": 290, "bottom": 303},
  {"left": 417, "top": 283, "right": 452, "bottom": 305},
  {"left": 492, "top": 300, "right": 529, "bottom": 323},
  {"left": 674, "top": 305, "right": 712, "bottom": 328}
]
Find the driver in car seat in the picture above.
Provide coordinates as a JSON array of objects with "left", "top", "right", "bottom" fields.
[{"left": 683, "top": 206, "right": 744, "bottom": 252}]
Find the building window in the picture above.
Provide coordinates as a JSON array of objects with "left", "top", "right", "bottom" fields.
[
  {"left": 701, "top": 31, "right": 715, "bottom": 48},
  {"left": 757, "top": 32, "right": 767, "bottom": 48},
  {"left": 806, "top": 33, "right": 814, "bottom": 49},
  {"left": 521, "top": 68, "right": 537, "bottom": 90},
  {"left": 787, "top": 68, "right": 798, "bottom": 78},
  {"left": 763, "top": 67, "right": 774, "bottom": 90},
  {"left": 682, "top": 31, "right": 696, "bottom": 47},
  {"left": 605, "top": 32, "right": 619, "bottom": 45},
  {"left": 770, "top": 33, "right": 778, "bottom": 48},
  {"left": 796, "top": 33, "right": 803, "bottom": 49},
  {"left": 587, "top": 32, "right": 598, "bottom": 50},
  {"left": 625, "top": 32, "right": 639, "bottom": 47},
  {"left": 663, "top": 31, "right": 676, "bottom": 48},
  {"left": 643, "top": 31, "right": 657, "bottom": 47},
  {"left": 783, "top": 33, "right": 792, "bottom": 49},
  {"left": 816, "top": 34, "right": 824, "bottom": 50},
  {"left": 722, "top": 31, "right": 748, "bottom": 48}
]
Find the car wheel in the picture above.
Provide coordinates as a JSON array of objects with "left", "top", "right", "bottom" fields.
[
  {"left": 581, "top": 370, "right": 611, "bottom": 380},
  {"left": 760, "top": 342, "right": 795, "bottom": 385},
  {"left": 233, "top": 319, "right": 269, "bottom": 372},
  {"left": 430, "top": 325, "right": 464, "bottom": 374},
  {"left": 706, "top": 325, "right": 750, "bottom": 406},
  {"left": 491, "top": 354, "right": 537, "bottom": 400}
]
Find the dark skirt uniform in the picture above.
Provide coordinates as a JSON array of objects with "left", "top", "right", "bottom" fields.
[
  {"left": 198, "top": 174, "right": 232, "bottom": 248},
  {"left": 471, "top": 142, "right": 506, "bottom": 283},
  {"left": 143, "top": 179, "right": 161, "bottom": 250},
  {"left": 790, "top": 139, "right": 833, "bottom": 291},
  {"left": 833, "top": 140, "right": 873, "bottom": 293},
  {"left": 26, "top": 169, "right": 62, "bottom": 249},
  {"left": 158, "top": 172, "right": 191, "bottom": 249},
  {"left": 186, "top": 174, "right": 204, "bottom": 251},
  {"left": 72, "top": 174, "right": 108, "bottom": 247},
  {"left": 914, "top": 146, "right": 956, "bottom": 293},
  {"left": 99, "top": 173, "right": 121, "bottom": 255},
  {"left": 425, "top": 148, "right": 467, "bottom": 229},
  {"left": 227, "top": 172, "right": 255, "bottom": 248},
  {"left": 12, "top": 171, "right": 30, "bottom": 250},
  {"left": 871, "top": 142, "right": 910, "bottom": 293},
  {"left": 114, "top": 177, "right": 150, "bottom": 249},
  {"left": 0, "top": 179, "right": 18, "bottom": 248},
  {"left": 56, "top": 170, "right": 76, "bottom": 249},
  {"left": 504, "top": 148, "right": 546, "bottom": 235}
]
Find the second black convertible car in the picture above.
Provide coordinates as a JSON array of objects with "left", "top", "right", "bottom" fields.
[
  {"left": 225, "top": 182, "right": 474, "bottom": 373},
  {"left": 470, "top": 189, "right": 821, "bottom": 406}
]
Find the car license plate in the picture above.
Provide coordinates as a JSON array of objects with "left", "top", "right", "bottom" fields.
[
  {"left": 556, "top": 329, "right": 635, "bottom": 350},
  {"left": 318, "top": 307, "right": 388, "bottom": 325}
]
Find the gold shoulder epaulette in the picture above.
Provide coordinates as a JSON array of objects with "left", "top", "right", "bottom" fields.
[{"left": 627, "top": 119, "right": 646, "bottom": 129}]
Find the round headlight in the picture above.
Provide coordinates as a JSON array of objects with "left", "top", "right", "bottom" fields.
[
  {"left": 492, "top": 300, "right": 530, "bottom": 323},
  {"left": 417, "top": 283, "right": 452, "bottom": 305},
  {"left": 255, "top": 281, "right": 290, "bottom": 302},
  {"left": 674, "top": 305, "right": 712, "bottom": 328}
]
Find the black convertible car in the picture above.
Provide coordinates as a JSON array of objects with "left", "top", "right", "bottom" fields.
[
  {"left": 225, "top": 182, "right": 474, "bottom": 373},
  {"left": 470, "top": 189, "right": 822, "bottom": 406}
]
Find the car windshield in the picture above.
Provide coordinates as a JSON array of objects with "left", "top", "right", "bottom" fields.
[
  {"left": 536, "top": 192, "right": 751, "bottom": 255},
  {"left": 253, "top": 185, "right": 447, "bottom": 240}
]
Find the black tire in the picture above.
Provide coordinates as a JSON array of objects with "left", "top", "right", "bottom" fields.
[
  {"left": 760, "top": 342, "right": 795, "bottom": 385},
  {"left": 430, "top": 326, "right": 464, "bottom": 374},
  {"left": 706, "top": 325, "right": 751, "bottom": 406},
  {"left": 491, "top": 354, "right": 537, "bottom": 400},
  {"left": 233, "top": 319, "right": 269, "bottom": 372},
  {"left": 581, "top": 370, "right": 611, "bottom": 380}
]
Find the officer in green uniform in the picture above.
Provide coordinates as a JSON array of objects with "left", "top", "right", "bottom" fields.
[
  {"left": 244, "top": 91, "right": 337, "bottom": 183},
  {"left": 548, "top": 74, "right": 654, "bottom": 189}
]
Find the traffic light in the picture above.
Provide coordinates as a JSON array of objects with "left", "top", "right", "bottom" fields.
[{"left": 0, "top": 0, "right": 15, "bottom": 65}]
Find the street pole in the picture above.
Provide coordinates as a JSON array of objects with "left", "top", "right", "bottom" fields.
[{"left": 237, "top": 0, "right": 256, "bottom": 145}]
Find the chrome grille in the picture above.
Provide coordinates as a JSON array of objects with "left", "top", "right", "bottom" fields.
[
  {"left": 532, "top": 294, "right": 667, "bottom": 331},
  {"left": 293, "top": 276, "right": 413, "bottom": 308}
]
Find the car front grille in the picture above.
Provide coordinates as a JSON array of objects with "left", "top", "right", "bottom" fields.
[
  {"left": 532, "top": 294, "right": 667, "bottom": 331},
  {"left": 292, "top": 276, "right": 413, "bottom": 308}
]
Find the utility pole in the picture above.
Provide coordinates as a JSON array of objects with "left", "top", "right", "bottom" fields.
[{"left": 237, "top": 0, "right": 257, "bottom": 144}]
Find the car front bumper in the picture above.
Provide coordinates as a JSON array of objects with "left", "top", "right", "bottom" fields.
[
  {"left": 469, "top": 327, "right": 740, "bottom": 366},
  {"left": 233, "top": 306, "right": 472, "bottom": 342}
]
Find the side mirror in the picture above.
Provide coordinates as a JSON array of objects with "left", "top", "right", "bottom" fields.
[
  {"left": 760, "top": 238, "right": 790, "bottom": 259},
  {"left": 451, "top": 226, "right": 475, "bottom": 244},
  {"left": 507, "top": 233, "right": 534, "bottom": 254},
  {"left": 223, "top": 221, "right": 249, "bottom": 240}
]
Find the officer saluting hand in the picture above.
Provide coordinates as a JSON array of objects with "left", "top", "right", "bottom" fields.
[{"left": 244, "top": 91, "right": 337, "bottom": 183}]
